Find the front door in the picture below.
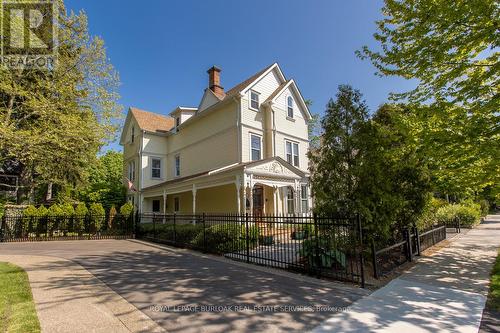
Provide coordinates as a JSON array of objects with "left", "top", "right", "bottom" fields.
[{"left": 252, "top": 185, "right": 264, "bottom": 216}]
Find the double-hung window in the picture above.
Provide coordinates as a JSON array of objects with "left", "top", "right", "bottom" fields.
[
  {"left": 250, "top": 90, "right": 260, "bottom": 110},
  {"left": 251, "top": 134, "right": 261, "bottom": 161},
  {"left": 128, "top": 161, "right": 135, "bottom": 181},
  {"left": 301, "top": 185, "right": 309, "bottom": 213},
  {"left": 151, "top": 158, "right": 161, "bottom": 179},
  {"left": 287, "top": 96, "right": 294, "bottom": 118},
  {"left": 174, "top": 197, "right": 180, "bottom": 212},
  {"left": 285, "top": 141, "right": 299, "bottom": 167},
  {"left": 175, "top": 155, "right": 181, "bottom": 177}
]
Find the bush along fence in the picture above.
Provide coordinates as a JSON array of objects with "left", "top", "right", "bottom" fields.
[
  {"left": 137, "top": 213, "right": 366, "bottom": 286},
  {"left": 370, "top": 221, "right": 459, "bottom": 279},
  {"left": 0, "top": 212, "right": 135, "bottom": 242}
]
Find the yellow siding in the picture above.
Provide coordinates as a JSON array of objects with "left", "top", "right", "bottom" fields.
[{"left": 166, "top": 102, "right": 238, "bottom": 178}]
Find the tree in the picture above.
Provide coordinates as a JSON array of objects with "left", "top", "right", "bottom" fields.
[
  {"left": 358, "top": 0, "right": 499, "bottom": 198},
  {"left": 309, "top": 85, "right": 431, "bottom": 239},
  {"left": 309, "top": 85, "right": 369, "bottom": 215},
  {"left": 78, "top": 150, "right": 126, "bottom": 209},
  {"left": 0, "top": 0, "right": 121, "bottom": 203}
]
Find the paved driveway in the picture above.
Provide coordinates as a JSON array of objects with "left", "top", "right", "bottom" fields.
[{"left": 0, "top": 239, "right": 366, "bottom": 333}]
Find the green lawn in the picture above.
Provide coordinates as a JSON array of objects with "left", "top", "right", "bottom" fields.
[
  {"left": 0, "top": 262, "right": 41, "bottom": 333},
  {"left": 486, "top": 248, "right": 500, "bottom": 311}
]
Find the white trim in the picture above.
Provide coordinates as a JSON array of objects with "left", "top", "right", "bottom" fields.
[
  {"left": 241, "top": 63, "right": 286, "bottom": 95},
  {"left": 249, "top": 90, "right": 260, "bottom": 111},
  {"left": 150, "top": 156, "right": 163, "bottom": 180},
  {"left": 284, "top": 139, "right": 300, "bottom": 167},
  {"left": 266, "top": 79, "right": 312, "bottom": 120},
  {"left": 174, "top": 154, "right": 181, "bottom": 177},
  {"left": 249, "top": 133, "right": 262, "bottom": 161}
]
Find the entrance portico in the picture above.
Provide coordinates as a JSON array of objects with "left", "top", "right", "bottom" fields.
[{"left": 140, "top": 157, "right": 311, "bottom": 216}]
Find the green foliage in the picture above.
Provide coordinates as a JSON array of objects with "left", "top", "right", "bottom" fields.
[
  {"left": 140, "top": 223, "right": 203, "bottom": 244},
  {"left": 108, "top": 205, "right": 117, "bottom": 229},
  {"left": 309, "top": 87, "right": 432, "bottom": 240},
  {"left": 22, "top": 205, "right": 39, "bottom": 233},
  {"left": 487, "top": 249, "right": 500, "bottom": 311},
  {"left": 89, "top": 203, "right": 105, "bottom": 231},
  {"left": 435, "top": 202, "right": 481, "bottom": 227},
  {"left": 479, "top": 199, "right": 490, "bottom": 216},
  {"left": 358, "top": 0, "right": 499, "bottom": 198},
  {"left": 47, "top": 204, "right": 63, "bottom": 233},
  {"left": 37, "top": 205, "right": 48, "bottom": 217},
  {"left": 74, "top": 202, "right": 88, "bottom": 215},
  {"left": 78, "top": 151, "right": 126, "bottom": 209},
  {"left": 23, "top": 205, "right": 38, "bottom": 217},
  {"left": 0, "top": 3, "right": 121, "bottom": 202},
  {"left": 0, "top": 262, "right": 41, "bottom": 333},
  {"left": 74, "top": 203, "right": 88, "bottom": 233},
  {"left": 300, "top": 236, "right": 349, "bottom": 269},
  {"left": 191, "top": 224, "right": 259, "bottom": 253},
  {"left": 120, "top": 202, "right": 134, "bottom": 217},
  {"left": 416, "top": 197, "right": 448, "bottom": 230}
]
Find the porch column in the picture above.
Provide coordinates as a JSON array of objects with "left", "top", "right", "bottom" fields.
[
  {"left": 248, "top": 174, "right": 254, "bottom": 215},
  {"left": 242, "top": 183, "right": 247, "bottom": 214},
  {"left": 139, "top": 193, "right": 144, "bottom": 213},
  {"left": 235, "top": 175, "right": 241, "bottom": 213},
  {"left": 192, "top": 184, "right": 197, "bottom": 215},
  {"left": 162, "top": 189, "right": 167, "bottom": 213},
  {"left": 273, "top": 186, "right": 278, "bottom": 216}
]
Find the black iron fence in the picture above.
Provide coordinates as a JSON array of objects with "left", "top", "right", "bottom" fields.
[
  {"left": 371, "top": 223, "right": 448, "bottom": 279},
  {"left": 137, "top": 213, "right": 365, "bottom": 286},
  {"left": 0, "top": 213, "right": 134, "bottom": 242}
]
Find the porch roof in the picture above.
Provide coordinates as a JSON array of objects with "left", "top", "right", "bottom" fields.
[{"left": 142, "top": 157, "right": 306, "bottom": 195}]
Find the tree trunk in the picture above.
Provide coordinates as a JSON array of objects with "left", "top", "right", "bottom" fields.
[{"left": 45, "top": 182, "right": 53, "bottom": 202}]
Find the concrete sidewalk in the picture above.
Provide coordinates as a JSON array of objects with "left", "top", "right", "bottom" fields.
[
  {"left": 313, "top": 214, "right": 500, "bottom": 333},
  {"left": 0, "top": 254, "right": 164, "bottom": 333}
]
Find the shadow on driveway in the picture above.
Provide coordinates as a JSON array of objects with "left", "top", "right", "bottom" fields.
[{"left": 0, "top": 239, "right": 364, "bottom": 333}]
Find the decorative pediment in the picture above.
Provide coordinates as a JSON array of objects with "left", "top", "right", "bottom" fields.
[{"left": 246, "top": 158, "right": 303, "bottom": 179}]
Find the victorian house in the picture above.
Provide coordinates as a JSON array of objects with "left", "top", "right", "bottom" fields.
[{"left": 120, "top": 63, "right": 312, "bottom": 215}]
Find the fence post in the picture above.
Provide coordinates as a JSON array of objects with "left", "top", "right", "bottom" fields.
[
  {"left": 414, "top": 226, "right": 421, "bottom": 256},
  {"left": 0, "top": 214, "right": 5, "bottom": 242},
  {"left": 313, "top": 213, "right": 321, "bottom": 278},
  {"left": 457, "top": 217, "right": 461, "bottom": 233},
  {"left": 134, "top": 210, "right": 140, "bottom": 238},
  {"left": 371, "top": 239, "right": 378, "bottom": 279},
  {"left": 173, "top": 213, "right": 177, "bottom": 244},
  {"left": 405, "top": 228, "right": 413, "bottom": 262},
  {"left": 202, "top": 213, "right": 207, "bottom": 252},
  {"left": 245, "top": 213, "right": 250, "bottom": 263},
  {"left": 357, "top": 214, "right": 366, "bottom": 288},
  {"left": 153, "top": 213, "right": 157, "bottom": 241}
]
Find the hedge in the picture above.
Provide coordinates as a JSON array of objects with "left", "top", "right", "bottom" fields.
[{"left": 436, "top": 202, "right": 481, "bottom": 227}]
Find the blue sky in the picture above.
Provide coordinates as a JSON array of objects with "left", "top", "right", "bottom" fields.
[{"left": 65, "top": 0, "right": 415, "bottom": 152}]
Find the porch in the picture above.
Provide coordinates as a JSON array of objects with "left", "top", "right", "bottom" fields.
[{"left": 139, "top": 157, "right": 312, "bottom": 216}]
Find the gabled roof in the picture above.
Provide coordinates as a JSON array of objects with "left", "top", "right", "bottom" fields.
[
  {"left": 263, "top": 79, "right": 312, "bottom": 120},
  {"left": 224, "top": 63, "right": 276, "bottom": 98},
  {"left": 130, "top": 107, "right": 175, "bottom": 132}
]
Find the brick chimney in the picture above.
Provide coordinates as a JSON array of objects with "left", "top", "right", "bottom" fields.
[{"left": 207, "top": 66, "right": 225, "bottom": 98}]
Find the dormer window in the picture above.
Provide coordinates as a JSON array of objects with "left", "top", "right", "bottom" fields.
[
  {"left": 250, "top": 90, "right": 260, "bottom": 110},
  {"left": 287, "top": 96, "right": 294, "bottom": 118},
  {"left": 131, "top": 126, "right": 135, "bottom": 143}
]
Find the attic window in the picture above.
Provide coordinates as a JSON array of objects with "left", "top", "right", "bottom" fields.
[
  {"left": 250, "top": 90, "right": 260, "bottom": 110},
  {"left": 131, "top": 126, "right": 135, "bottom": 143},
  {"left": 287, "top": 96, "right": 294, "bottom": 118},
  {"left": 175, "top": 117, "right": 180, "bottom": 130}
]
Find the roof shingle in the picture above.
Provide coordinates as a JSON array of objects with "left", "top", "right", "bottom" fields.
[{"left": 130, "top": 107, "right": 175, "bottom": 132}]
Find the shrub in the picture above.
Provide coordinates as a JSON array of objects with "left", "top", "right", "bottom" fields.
[
  {"left": 74, "top": 203, "right": 88, "bottom": 233},
  {"left": 191, "top": 224, "right": 258, "bottom": 253},
  {"left": 120, "top": 202, "right": 134, "bottom": 217},
  {"left": 416, "top": 197, "right": 447, "bottom": 230},
  {"left": 59, "top": 203, "right": 75, "bottom": 232},
  {"left": 108, "top": 205, "right": 117, "bottom": 230},
  {"left": 47, "top": 204, "right": 64, "bottom": 233},
  {"left": 436, "top": 203, "right": 481, "bottom": 227},
  {"left": 89, "top": 203, "right": 105, "bottom": 232},
  {"left": 37, "top": 205, "right": 48, "bottom": 216},
  {"left": 22, "top": 205, "right": 38, "bottom": 233},
  {"left": 479, "top": 199, "right": 490, "bottom": 216}
]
